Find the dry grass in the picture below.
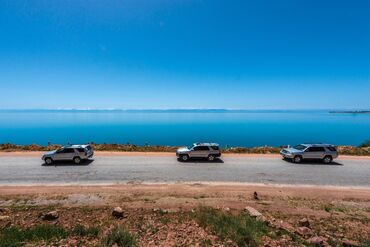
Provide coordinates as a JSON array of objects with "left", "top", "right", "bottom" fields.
[{"left": 1, "top": 143, "right": 369, "bottom": 155}]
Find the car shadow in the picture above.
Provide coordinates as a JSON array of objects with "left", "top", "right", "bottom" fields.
[
  {"left": 42, "top": 159, "right": 94, "bottom": 166},
  {"left": 283, "top": 158, "right": 343, "bottom": 166},
  {"left": 177, "top": 158, "right": 224, "bottom": 164}
]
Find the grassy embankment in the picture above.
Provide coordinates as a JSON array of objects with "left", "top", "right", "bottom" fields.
[{"left": 0, "top": 141, "right": 370, "bottom": 155}]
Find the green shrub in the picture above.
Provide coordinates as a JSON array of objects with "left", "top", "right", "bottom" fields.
[
  {"left": 71, "top": 224, "right": 100, "bottom": 237},
  {"left": 359, "top": 140, "right": 370, "bottom": 148},
  {"left": 194, "top": 207, "right": 267, "bottom": 247},
  {"left": 99, "top": 225, "right": 136, "bottom": 247},
  {"left": 0, "top": 225, "right": 67, "bottom": 247}
]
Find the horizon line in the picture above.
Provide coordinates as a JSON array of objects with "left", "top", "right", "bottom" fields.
[{"left": 0, "top": 108, "right": 369, "bottom": 112}]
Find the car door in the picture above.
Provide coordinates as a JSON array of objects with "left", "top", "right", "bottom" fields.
[
  {"left": 304, "top": 147, "right": 325, "bottom": 159},
  {"left": 55, "top": 148, "right": 75, "bottom": 160},
  {"left": 191, "top": 146, "right": 209, "bottom": 158},
  {"left": 54, "top": 148, "right": 66, "bottom": 160}
]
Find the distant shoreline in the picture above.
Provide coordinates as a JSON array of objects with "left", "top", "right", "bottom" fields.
[
  {"left": 329, "top": 110, "right": 370, "bottom": 114},
  {"left": 0, "top": 109, "right": 368, "bottom": 114},
  {"left": 1, "top": 109, "right": 366, "bottom": 113}
]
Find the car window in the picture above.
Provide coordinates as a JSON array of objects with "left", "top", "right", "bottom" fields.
[
  {"left": 294, "top": 145, "right": 307, "bottom": 150},
  {"left": 77, "top": 148, "right": 85, "bottom": 152},
  {"left": 307, "top": 147, "right": 325, "bottom": 152},
  {"left": 211, "top": 146, "right": 219, "bottom": 150},
  {"left": 326, "top": 146, "right": 337, "bottom": 152},
  {"left": 193, "top": 146, "right": 209, "bottom": 151},
  {"left": 62, "top": 148, "right": 75, "bottom": 153}
]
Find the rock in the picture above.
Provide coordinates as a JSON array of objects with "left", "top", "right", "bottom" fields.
[
  {"left": 152, "top": 208, "right": 168, "bottom": 214},
  {"left": 307, "top": 236, "right": 326, "bottom": 246},
  {"left": 0, "top": 215, "right": 10, "bottom": 221},
  {"left": 244, "top": 206, "right": 265, "bottom": 222},
  {"left": 342, "top": 239, "right": 360, "bottom": 247},
  {"left": 0, "top": 208, "right": 9, "bottom": 213},
  {"left": 68, "top": 239, "right": 78, "bottom": 246},
  {"left": 273, "top": 220, "right": 295, "bottom": 233},
  {"left": 296, "top": 226, "right": 312, "bottom": 237},
  {"left": 223, "top": 207, "right": 230, "bottom": 212},
  {"left": 253, "top": 191, "right": 259, "bottom": 200},
  {"left": 298, "top": 218, "right": 310, "bottom": 228},
  {"left": 112, "top": 207, "right": 124, "bottom": 218},
  {"left": 244, "top": 206, "right": 262, "bottom": 217},
  {"left": 41, "top": 211, "right": 59, "bottom": 221}
]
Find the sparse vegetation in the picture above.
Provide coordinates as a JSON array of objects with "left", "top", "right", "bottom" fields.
[
  {"left": 0, "top": 186, "right": 369, "bottom": 246},
  {"left": 99, "top": 225, "right": 137, "bottom": 247},
  {"left": 194, "top": 207, "right": 267, "bottom": 247},
  {"left": 0, "top": 224, "right": 101, "bottom": 247},
  {"left": 71, "top": 224, "right": 100, "bottom": 237},
  {"left": 362, "top": 238, "right": 370, "bottom": 247},
  {"left": 1, "top": 142, "right": 369, "bottom": 155},
  {"left": 0, "top": 225, "right": 67, "bottom": 247},
  {"left": 359, "top": 140, "right": 370, "bottom": 148}
]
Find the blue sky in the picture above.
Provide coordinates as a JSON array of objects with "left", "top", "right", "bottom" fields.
[{"left": 0, "top": 0, "right": 369, "bottom": 109}]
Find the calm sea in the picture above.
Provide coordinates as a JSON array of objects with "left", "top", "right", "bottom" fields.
[{"left": 0, "top": 110, "right": 369, "bottom": 147}]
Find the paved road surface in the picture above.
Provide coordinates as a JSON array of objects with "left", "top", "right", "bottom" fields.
[{"left": 0, "top": 155, "right": 369, "bottom": 187}]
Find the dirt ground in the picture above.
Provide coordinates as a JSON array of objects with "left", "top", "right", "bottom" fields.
[{"left": 0, "top": 183, "right": 369, "bottom": 246}]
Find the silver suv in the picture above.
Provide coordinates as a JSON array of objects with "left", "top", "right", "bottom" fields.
[
  {"left": 280, "top": 144, "right": 338, "bottom": 164},
  {"left": 176, "top": 143, "right": 221, "bottom": 161},
  {"left": 42, "top": 144, "right": 94, "bottom": 165}
]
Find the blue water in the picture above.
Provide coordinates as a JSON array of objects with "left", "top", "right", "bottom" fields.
[{"left": 0, "top": 110, "right": 369, "bottom": 147}]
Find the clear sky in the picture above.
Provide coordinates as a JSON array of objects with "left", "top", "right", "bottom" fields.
[{"left": 0, "top": 0, "right": 369, "bottom": 109}]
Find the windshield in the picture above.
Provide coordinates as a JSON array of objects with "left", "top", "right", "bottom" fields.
[
  {"left": 294, "top": 144, "right": 307, "bottom": 150},
  {"left": 188, "top": 145, "right": 194, "bottom": 150}
]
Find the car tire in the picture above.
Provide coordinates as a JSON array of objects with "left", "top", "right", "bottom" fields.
[
  {"left": 73, "top": 157, "right": 81, "bottom": 164},
  {"left": 323, "top": 155, "right": 332, "bottom": 164},
  {"left": 44, "top": 157, "right": 53, "bottom": 165},
  {"left": 208, "top": 155, "right": 215, "bottom": 161},
  {"left": 293, "top": 155, "right": 302, "bottom": 163},
  {"left": 180, "top": 154, "right": 189, "bottom": 162}
]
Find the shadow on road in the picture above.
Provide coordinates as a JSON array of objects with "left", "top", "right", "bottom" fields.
[
  {"left": 42, "top": 159, "right": 94, "bottom": 166},
  {"left": 283, "top": 158, "right": 343, "bottom": 166},
  {"left": 177, "top": 158, "right": 224, "bottom": 164}
]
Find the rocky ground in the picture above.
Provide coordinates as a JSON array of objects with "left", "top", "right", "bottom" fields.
[{"left": 0, "top": 184, "right": 369, "bottom": 246}]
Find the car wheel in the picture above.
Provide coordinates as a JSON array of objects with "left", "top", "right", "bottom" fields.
[
  {"left": 73, "top": 157, "right": 81, "bottom": 164},
  {"left": 208, "top": 155, "right": 215, "bottom": 161},
  {"left": 323, "top": 155, "right": 332, "bottom": 164},
  {"left": 293, "top": 155, "right": 302, "bottom": 163},
  {"left": 45, "top": 157, "right": 53, "bottom": 165},
  {"left": 180, "top": 155, "right": 189, "bottom": 162}
]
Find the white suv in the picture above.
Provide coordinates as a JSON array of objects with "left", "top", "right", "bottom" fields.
[
  {"left": 42, "top": 144, "right": 94, "bottom": 165},
  {"left": 280, "top": 144, "right": 338, "bottom": 163},
  {"left": 176, "top": 143, "right": 221, "bottom": 161}
]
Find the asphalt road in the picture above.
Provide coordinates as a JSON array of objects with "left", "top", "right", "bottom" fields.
[{"left": 0, "top": 155, "right": 369, "bottom": 187}]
